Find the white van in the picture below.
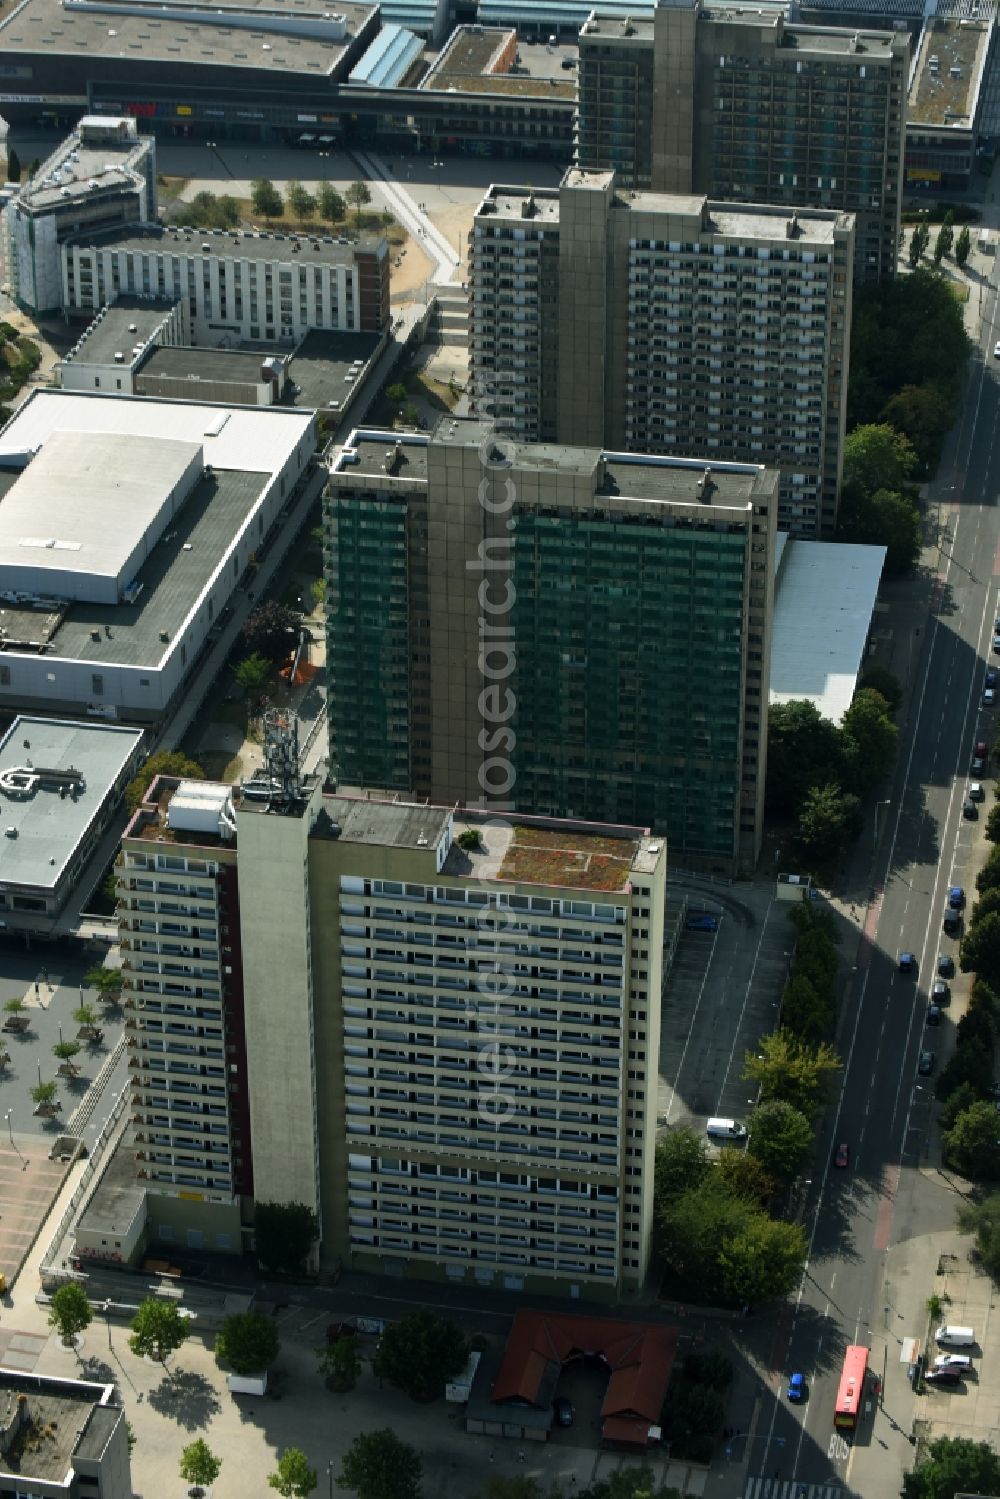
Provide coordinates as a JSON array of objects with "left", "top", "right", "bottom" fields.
[
  {"left": 935, "top": 1325, "right": 976, "bottom": 1347},
  {"left": 706, "top": 1118, "right": 747, "bottom": 1140}
]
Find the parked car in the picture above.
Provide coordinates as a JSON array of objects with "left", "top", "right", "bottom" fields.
[
  {"left": 326, "top": 1321, "right": 357, "bottom": 1343},
  {"left": 933, "top": 1354, "right": 972, "bottom": 1371},
  {"left": 938, "top": 953, "right": 956, "bottom": 978},
  {"left": 949, "top": 886, "right": 966, "bottom": 909},
  {"left": 972, "top": 755, "right": 987, "bottom": 774},
  {"left": 918, "top": 1050, "right": 936, "bottom": 1075},
  {"left": 986, "top": 688, "right": 996, "bottom": 708},
  {"left": 964, "top": 799, "right": 979, "bottom": 820},
  {"left": 833, "top": 1142, "right": 850, "bottom": 1168},
  {"left": 553, "top": 1397, "right": 574, "bottom": 1427},
  {"left": 899, "top": 951, "right": 917, "bottom": 974},
  {"left": 970, "top": 782, "right": 986, "bottom": 801},
  {"left": 925, "top": 1368, "right": 963, "bottom": 1386},
  {"left": 927, "top": 1003, "right": 943, "bottom": 1026},
  {"left": 932, "top": 979, "right": 951, "bottom": 1005},
  {"left": 993, "top": 634, "right": 1000, "bottom": 655},
  {"left": 685, "top": 914, "right": 719, "bottom": 932},
  {"left": 976, "top": 740, "right": 989, "bottom": 759},
  {"left": 987, "top": 668, "right": 999, "bottom": 688},
  {"left": 787, "top": 1372, "right": 805, "bottom": 1402}
]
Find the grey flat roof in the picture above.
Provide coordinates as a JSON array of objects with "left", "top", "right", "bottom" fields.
[
  {"left": 16, "top": 129, "right": 147, "bottom": 214},
  {"left": 71, "top": 298, "right": 178, "bottom": 368},
  {"left": 908, "top": 15, "right": 990, "bottom": 127},
  {"left": 76, "top": 1129, "right": 147, "bottom": 1235},
  {"left": 74, "top": 1405, "right": 120, "bottom": 1464},
  {"left": 769, "top": 535, "right": 886, "bottom": 724},
  {"left": 0, "top": 0, "right": 374, "bottom": 75},
  {"left": 287, "top": 328, "right": 383, "bottom": 409},
  {"left": 71, "top": 221, "right": 375, "bottom": 269},
  {"left": 0, "top": 430, "right": 202, "bottom": 597},
  {"left": 0, "top": 1373, "right": 109, "bottom": 1483},
  {"left": 139, "top": 344, "right": 272, "bottom": 385},
  {"left": 0, "top": 715, "right": 142, "bottom": 891},
  {"left": 318, "top": 793, "right": 450, "bottom": 848}
]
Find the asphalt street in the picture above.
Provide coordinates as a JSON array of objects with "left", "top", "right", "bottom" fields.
[{"left": 746, "top": 256, "right": 1000, "bottom": 1493}]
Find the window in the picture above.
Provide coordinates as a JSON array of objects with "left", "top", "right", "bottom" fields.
[{"left": 91, "top": 673, "right": 103, "bottom": 695}]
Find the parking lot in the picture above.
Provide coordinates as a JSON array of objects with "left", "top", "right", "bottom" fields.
[{"left": 657, "top": 884, "right": 797, "bottom": 1135}]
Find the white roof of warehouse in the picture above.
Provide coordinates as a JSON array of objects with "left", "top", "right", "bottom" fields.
[
  {"left": 769, "top": 536, "right": 887, "bottom": 724},
  {"left": 0, "top": 390, "right": 315, "bottom": 477},
  {"left": 0, "top": 429, "right": 200, "bottom": 592},
  {"left": 0, "top": 715, "right": 142, "bottom": 892}
]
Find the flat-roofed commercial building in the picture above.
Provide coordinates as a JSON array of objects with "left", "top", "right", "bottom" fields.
[
  {"left": 469, "top": 170, "right": 852, "bottom": 537},
  {"left": 0, "top": 390, "right": 316, "bottom": 722},
  {"left": 577, "top": 0, "right": 907, "bottom": 283},
  {"left": 3, "top": 115, "right": 156, "bottom": 317},
  {"left": 0, "top": 1369, "right": 132, "bottom": 1499},
  {"left": 0, "top": 715, "right": 143, "bottom": 927},
  {"left": 326, "top": 421, "right": 777, "bottom": 872},
  {"left": 905, "top": 15, "right": 995, "bottom": 190},
  {"left": 62, "top": 223, "right": 390, "bottom": 343}
]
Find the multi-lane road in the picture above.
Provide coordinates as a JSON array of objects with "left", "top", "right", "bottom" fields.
[{"left": 744, "top": 253, "right": 1000, "bottom": 1496}]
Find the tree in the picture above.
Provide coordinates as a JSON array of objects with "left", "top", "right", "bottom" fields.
[
  {"left": 943, "top": 1101, "right": 1000, "bottom": 1180},
  {"left": 848, "top": 268, "right": 970, "bottom": 432},
  {"left": 743, "top": 1032, "right": 841, "bottom": 1121},
  {"left": 902, "top": 1436, "right": 1000, "bottom": 1499},
  {"left": 372, "top": 1310, "right": 468, "bottom": 1402},
  {"left": 338, "top": 1428, "right": 422, "bottom": 1499},
  {"left": 268, "top": 1448, "right": 317, "bottom": 1498},
  {"left": 125, "top": 750, "right": 204, "bottom": 813},
  {"left": 747, "top": 1100, "right": 815, "bottom": 1179},
  {"left": 656, "top": 1176, "right": 804, "bottom": 1306},
  {"left": 961, "top": 911, "right": 1000, "bottom": 988},
  {"left": 287, "top": 179, "right": 316, "bottom": 219},
  {"left": 717, "top": 1213, "right": 807, "bottom": 1305},
  {"left": 53, "top": 1040, "right": 82, "bottom": 1075},
  {"left": 233, "top": 652, "right": 272, "bottom": 696},
  {"left": 30, "top": 1080, "right": 57, "bottom": 1110},
  {"left": 653, "top": 1127, "right": 709, "bottom": 1208},
  {"left": 955, "top": 224, "right": 971, "bottom": 267},
  {"left": 251, "top": 177, "right": 283, "bottom": 221},
  {"left": 346, "top": 179, "right": 372, "bottom": 225},
  {"left": 215, "top": 1309, "right": 280, "bottom": 1375},
  {"left": 716, "top": 1146, "right": 774, "bottom": 1205},
  {"left": 6, "top": 148, "right": 20, "bottom": 183},
  {"left": 318, "top": 1333, "right": 361, "bottom": 1391},
  {"left": 386, "top": 381, "right": 409, "bottom": 409},
  {"left": 859, "top": 663, "right": 902, "bottom": 715},
  {"left": 935, "top": 1042, "right": 993, "bottom": 1104},
  {"left": 128, "top": 1297, "right": 190, "bottom": 1372},
  {"left": 180, "top": 1438, "right": 222, "bottom": 1498},
  {"left": 841, "top": 688, "right": 898, "bottom": 794},
  {"left": 957, "top": 1006, "right": 997, "bottom": 1052},
  {"left": 84, "top": 965, "right": 122, "bottom": 1002},
  {"left": 73, "top": 1004, "right": 101, "bottom": 1040},
  {"left": 795, "top": 782, "right": 861, "bottom": 859},
  {"left": 48, "top": 1283, "right": 92, "bottom": 1346},
  {"left": 842, "top": 422, "right": 918, "bottom": 498},
  {"left": 839, "top": 484, "right": 921, "bottom": 575},
  {"left": 882, "top": 382, "right": 958, "bottom": 473},
  {"left": 933, "top": 221, "right": 954, "bottom": 264},
  {"left": 581, "top": 1472, "right": 685, "bottom": 1499},
  {"left": 780, "top": 971, "right": 834, "bottom": 1044},
  {"left": 978, "top": 846, "right": 1000, "bottom": 896},
  {"left": 766, "top": 699, "right": 844, "bottom": 815},
  {"left": 318, "top": 182, "right": 346, "bottom": 225},
  {"left": 957, "top": 1193, "right": 1000, "bottom": 1280},
  {"left": 908, "top": 222, "right": 927, "bottom": 269},
  {"left": 3, "top": 996, "right": 27, "bottom": 1020},
  {"left": 242, "top": 600, "right": 300, "bottom": 664},
  {"left": 986, "top": 801, "right": 1000, "bottom": 845},
  {"left": 255, "top": 1201, "right": 319, "bottom": 1273}
]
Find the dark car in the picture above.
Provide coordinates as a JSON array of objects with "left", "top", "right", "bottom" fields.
[
  {"left": 685, "top": 914, "right": 719, "bottom": 932},
  {"left": 949, "top": 886, "right": 966, "bottom": 909},
  {"left": 988, "top": 668, "right": 999, "bottom": 688},
  {"left": 326, "top": 1321, "right": 357, "bottom": 1344},
  {"left": 925, "top": 1368, "right": 964, "bottom": 1386},
  {"left": 553, "top": 1396, "right": 574, "bottom": 1427},
  {"left": 972, "top": 756, "right": 986, "bottom": 774},
  {"left": 787, "top": 1372, "right": 805, "bottom": 1402},
  {"left": 899, "top": 951, "right": 917, "bottom": 974},
  {"left": 834, "top": 1142, "right": 850, "bottom": 1168},
  {"left": 976, "top": 740, "right": 989, "bottom": 759},
  {"left": 927, "top": 1003, "right": 943, "bottom": 1026},
  {"left": 932, "top": 979, "right": 951, "bottom": 1005},
  {"left": 938, "top": 953, "right": 956, "bottom": 978},
  {"left": 918, "top": 1050, "right": 936, "bottom": 1075},
  {"left": 964, "top": 799, "right": 979, "bottom": 820},
  {"left": 943, "top": 909, "right": 962, "bottom": 935}
]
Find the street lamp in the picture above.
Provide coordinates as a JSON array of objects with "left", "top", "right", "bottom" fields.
[
  {"left": 104, "top": 1299, "right": 112, "bottom": 1349},
  {"left": 874, "top": 798, "right": 891, "bottom": 852},
  {"left": 4, "top": 1110, "right": 25, "bottom": 1169},
  {"left": 326, "top": 1461, "right": 334, "bottom": 1499}
]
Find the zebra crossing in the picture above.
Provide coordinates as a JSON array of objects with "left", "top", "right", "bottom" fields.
[{"left": 744, "top": 1479, "right": 844, "bottom": 1499}]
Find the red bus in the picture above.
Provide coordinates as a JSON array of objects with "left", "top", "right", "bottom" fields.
[{"left": 834, "top": 1345, "right": 869, "bottom": 1430}]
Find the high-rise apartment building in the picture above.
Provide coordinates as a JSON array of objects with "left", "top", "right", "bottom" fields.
[
  {"left": 468, "top": 170, "right": 852, "bottom": 537},
  {"left": 116, "top": 764, "right": 669, "bottom": 1299},
  {"left": 577, "top": 0, "right": 907, "bottom": 284},
  {"left": 326, "top": 420, "right": 778, "bottom": 872}
]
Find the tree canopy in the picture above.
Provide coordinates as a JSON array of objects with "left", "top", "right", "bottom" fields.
[
  {"left": 765, "top": 699, "right": 844, "bottom": 815},
  {"left": 48, "top": 1283, "right": 92, "bottom": 1346},
  {"left": 653, "top": 1127, "right": 710, "bottom": 1206},
  {"left": 654, "top": 1176, "right": 805, "bottom": 1306},
  {"left": 254, "top": 1201, "right": 318, "bottom": 1274},
  {"left": 902, "top": 1436, "right": 1000, "bottom": 1499},
  {"left": 338, "top": 1428, "right": 422, "bottom": 1499},
  {"left": 180, "top": 1438, "right": 222, "bottom": 1498},
  {"left": 848, "top": 268, "right": 971, "bottom": 434},
  {"left": 840, "top": 689, "right": 898, "bottom": 795},
  {"left": 372, "top": 1311, "right": 468, "bottom": 1402},
  {"left": 743, "top": 1032, "right": 841, "bottom": 1121},
  {"left": 128, "top": 1298, "right": 190, "bottom": 1370},
  {"left": 958, "top": 1193, "right": 1000, "bottom": 1280},
  {"left": 268, "top": 1447, "right": 317, "bottom": 1498},
  {"left": 125, "top": 750, "right": 204, "bottom": 814},
  {"left": 251, "top": 177, "right": 283, "bottom": 220},
  {"left": 747, "top": 1099, "right": 815, "bottom": 1179},
  {"left": 942, "top": 1101, "right": 1000, "bottom": 1180},
  {"left": 214, "top": 1309, "right": 280, "bottom": 1375},
  {"left": 242, "top": 600, "right": 300, "bottom": 664},
  {"left": 842, "top": 423, "right": 917, "bottom": 497},
  {"left": 961, "top": 911, "right": 1000, "bottom": 989},
  {"left": 795, "top": 783, "right": 862, "bottom": 860}
]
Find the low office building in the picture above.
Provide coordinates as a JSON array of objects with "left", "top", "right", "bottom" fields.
[
  {"left": 905, "top": 14, "right": 995, "bottom": 190},
  {"left": 62, "top": 223, "right": 390, "bottom": 343},
  {"left": 469, "top": 169, "right": 852, "bottom": 537},
  {"left": 326, "top": 421, "right": 778, "bottom": 873},
  {"left": 0, "top": 1369, "right": 132, "bottom": 1499},
  {"left": 0, "top": 390, "right": 316, "bottom": 722},
  {"left": 3, "top": 115, "right": 156, "bottom": 317},
  {"left": 56, "top": 297, "right": 187, "bottom": 395},
  {"left": 114, "top": 750, "right": 667, "bottom": 1297},
  {"left": 0, "top": 715, "right": 143, "bottom": 929}
]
